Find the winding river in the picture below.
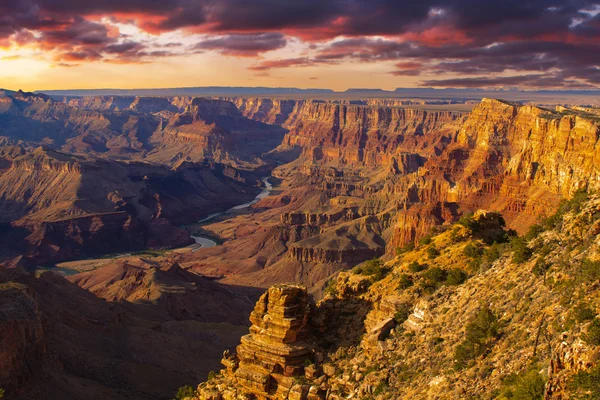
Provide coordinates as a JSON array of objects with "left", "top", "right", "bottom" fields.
[{"left": 190, "top": 177, "right": 273, "bottom": 249}]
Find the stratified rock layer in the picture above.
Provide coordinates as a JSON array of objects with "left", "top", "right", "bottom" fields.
[{"left": 223, "top": 284, "right": 312, "bottom": 398}]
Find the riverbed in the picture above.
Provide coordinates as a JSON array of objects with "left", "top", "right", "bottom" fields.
[{"left": 190, "top": 177, "right": 273, "bottom": 249}]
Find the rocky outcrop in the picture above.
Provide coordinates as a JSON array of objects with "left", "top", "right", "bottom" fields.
[
  {"left": 227, "top": 97, "right": 297, "bottom": 125},
  {"left": 278, "top": 101, "right": 466, "bottom": 166},
  {"left": 217, "top": 284, "right": 314, "bottom": 398},
  {"left": 544, "top": 334, "right": 594, "bottom": 399},
  {"left": 150, "top": 98, "right": 287, "bottom": 167},
  {"left": 66, "top": 96, "right": 136, "bottom": 111}
]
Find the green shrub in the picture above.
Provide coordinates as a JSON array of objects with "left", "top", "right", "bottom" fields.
[
  {"left": 568, "top": 365, "right": 600, "bottom": 399},
  {"left": 454, "top": 307, "right": 500, "bottom": 370},
  {"left": 396, "top": 242, "right": 415, "bottom": 256},
  {"left": 174, "top": 385, "right": 195, "bottom": 400},
  {"left": 420, "top": 267, "right": 448, "bottom": 292},
  {"left": 511, "top": 236, "right": 532, "bottom": 264},
  {"left": 468, "top": 258, "right": 482, "bottom": 274},
  {"left": 423, "top": 267, "right": 447, "bottom": 283},
  {"left": 373, "top": 381, "right": 389, "bottom": 396},
  {"left": 408, "top": 261, "right": 426, "bottom": 273},
  {"left": 457, "top": 213, "right": 481, "bottom": 232},
  {"left": 0, "top": 388, "right": 4, "bottom": 399},
  {"left": 353, "top": 258, "right": 388, "bottom": 281},
  {"left": 419, "top": 234, "right": 433, "bottom": 246},
  {"left": 394, "top": 303, "right": 412, "bottom": 324},
  {"left": 542, "top": 189, "right": 589, "bottom": 229},
  {"left": 426, "top": 245, "right": 441, "bottom": 260},
  {"left": 498, "top": 365, "right": 546, "bottom": 400},
  {"left": 584, "top": 318, "right": 600, "bottom": 346},
  {"left": 324, "top": 279, "right": 338, "bottom": 297},
  {"left": 463, "top": 243, "right": 483, "bottom": 258},
  {"left": 446, "top": 268, "right": 468, "bottom": 285},
  {"left": 207, "top": 371, "right": 217, "bottom": 381},
  {"left": 574, "top": 303, "right": 595, "bottom": 323},
  {"left": 524, "top": 224, "right": 546, "bottom": 241},
  {"left": 449, "top": 226, "right": 462, "bottom": 243},
  {"left": 532, "top": 258, "right": 549, "bottom": 276},
  {"left": 397, "top": 273, "right": 414, "bottom": 289},
  {"left": 581, "top": 259, "right": 600, "bottom": 281}
]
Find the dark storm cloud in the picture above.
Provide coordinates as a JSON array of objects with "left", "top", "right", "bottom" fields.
[
  {"left": 2, "top": 0, "right": 600, "bottom": 87},
  {"left": 192, "top": 33, "right": 287, "bottom": 56}
]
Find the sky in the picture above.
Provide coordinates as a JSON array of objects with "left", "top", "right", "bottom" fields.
[{"left": 1, "top": 1, "right": 600, "bottom": 91}]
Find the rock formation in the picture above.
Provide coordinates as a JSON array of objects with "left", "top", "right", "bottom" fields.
[
  {"left": 0, "top": 146, "right": 261, "bottom": 265},
  {"left": 218, "top": 284, "right": 313, "bottom": 398}
]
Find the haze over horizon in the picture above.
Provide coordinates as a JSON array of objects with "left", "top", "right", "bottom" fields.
[{"left": 2, "top": 1, "right": 600, "bottom": 92}]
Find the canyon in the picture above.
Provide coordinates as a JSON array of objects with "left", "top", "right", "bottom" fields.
[{"left": 1, "top": 90, "right": 599, "bottom": 399}]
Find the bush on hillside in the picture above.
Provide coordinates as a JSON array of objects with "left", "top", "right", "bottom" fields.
[
  {"left": 396, "top": 242, "right": 415, "bottom": 256},
  {"left": 454, "top": 307, "right": 500, "bottom": 370},
  {"left": 584, "top": 318, "right": 600, "bottom": 346},
  {"left": 353, "top": 258, "right": 388, "bottom": 281},
  {"left": 568, "top": 365, "right": 600, "bottom": 399},
  {"left": 446, "top": 268, "right": 468, "bottom": 285},
  {"left": 418, "top": 234, "right": 433, "bottom": 246},
  {"left": 394, "top": 303, "right": 412, "bottom": 324},
  {"left": 397, "top": 273, "right": 414, "bottom": 290},
  {"left": 426, "top": 245, "right": 440, "bottom": 259},
  {"left": 484, "top": 242, "right": 502, "bottom": 263},
  {"left": 498, "top": 364, "right": 546, "bottom": 400},
  {"left": 174, "top": 385, "right": 195, "bottom": 400},
  {"left": 574, "top": 303, "right": 595, "bottom": 323},
  {"left": 457, "top": 212, "right": 481, "bottom": 232},
  {"left": 463, "top": 243, "right": 483, "bottom": 258},
  {"left": 408, "top": 261, "right": 426, "bottom": 273},
  {"left": 510, "top": 236, "right": 532, "bottom": 264}
]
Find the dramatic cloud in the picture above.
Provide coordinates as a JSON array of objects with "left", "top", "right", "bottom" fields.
[
  {"left": 2, "top": 0, "right": 600, "bottom": 87},
  {"left": 192, "top": 33, "right": 286, "bottom": 56}
]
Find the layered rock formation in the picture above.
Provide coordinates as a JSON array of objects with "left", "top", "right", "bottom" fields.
[
  {"left": 147, "top": 98, "right": 288, "bottom": 168},
  {"left": 0, "top": 146, "right": 261, "bottom": 265},
  {"left": 217, "top": 284, "right": 313, "bottom": 398},
  {"left": 278, "top": 101, "right": 465, "bottom": 166}
]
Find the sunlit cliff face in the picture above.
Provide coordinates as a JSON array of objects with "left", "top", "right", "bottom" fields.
[{"left": 1, "top": 1, "right": 600, "bottom": 91}]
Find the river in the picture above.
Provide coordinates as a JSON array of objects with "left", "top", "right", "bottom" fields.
[{"left": 190, "top": 177, "right": 273, "bottom": 249}]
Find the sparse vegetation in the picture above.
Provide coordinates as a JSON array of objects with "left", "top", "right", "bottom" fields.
[
  {"left": 463, "top": 243, "right": 483, "bottom": 259},
  {"left": 532, "top": 257, "right": 549, "bottom": 276},
  {"left": 584, "top": 318, "right": 600, "bottom": 346},
  {"left": 426, "top": 245, "right": 440, "bottom": 259},
  {"left": 0, "top": 388, "right": 4, "bottom": 399},
  {"left": 324, "top": 279, "right": 338, "bottom": 297},
  {"left": 568, "top": 365, "right": 600, "bottom": 399},
  {"left": 454, "top": 306, "right": 500, "bottom": 370},
  {"left": 446, "top": 268, "right": 468, "bottom": 285},
  {"left": 394, "top": 303, "right": 412, "bottom": 324},
  {"left": 497, "top": 364, "right": 546, "bottom": 400},
  {"left": 408, "top": 261, "right": 426, "bottom": 273},
  {"left": 418, "top": 234, "right": 433, "bottom": 246},
  {"left": 573, "top": 303, "right": 596, "bottom": 323},
  {"left": 397, "top": 273, "right": 414, "bottom": 289},
  {"left": 353, "top": 258, "right": 389, "bottom": 281},
  {"left": 207, "top": 370, "right": 217, "bottom": 381},
  {"left": 581, "top": 258, "right": 600, "bottom": 282},
  {"left": 510, "top": 236, "right": 532, "bottom": 264},
  {"left": 173, "top": 385, "right": 195, "bottom": 400},
  {"left": 396, "top": 242, "right": 415, "bottom": 256}
]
